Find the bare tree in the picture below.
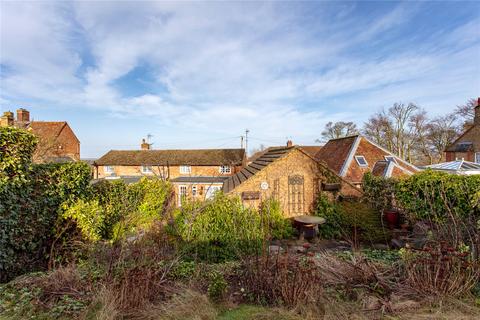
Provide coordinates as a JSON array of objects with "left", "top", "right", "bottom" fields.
[
  {"left": 317, "top": 121, "right": 359, "bottom": 143},
  {"left": 455, "top": 98, "right": 476, "bottom": 126},
  {"left": 363, "top": 103, "right": 420, "bottom": 162}
]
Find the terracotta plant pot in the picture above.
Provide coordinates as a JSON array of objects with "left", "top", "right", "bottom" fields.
[{"left": 384, "top": 210, "right": 399, "bottom": 229}]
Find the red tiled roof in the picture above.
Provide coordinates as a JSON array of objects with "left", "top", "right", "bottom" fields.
[
  {"left": 315, "top": 136, "right": 357, "bottom": 174},
  {"left": 299, "top": 145, "right": 322, "bottom": 158},
  {"left": 27, "top": 121, "right": 76, "bottom": 142}
]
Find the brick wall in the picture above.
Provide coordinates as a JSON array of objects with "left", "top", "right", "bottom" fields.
[
  {"left": 96, "top": 164, "right": 242, "bottom": 179},
  {"left": 228, "top": 149, "right": 361, "bottom": 217}
]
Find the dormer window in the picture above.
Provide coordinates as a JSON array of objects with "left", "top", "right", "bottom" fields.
[
  {"left": 141, "top": 165, "right": 153, "bottom": 174},
  {"left": 180, "top": 165, "right": 191, "bottom": 174},
  {"left": 355, "top": 155, "right": 368, "bottom": 167},
  {"left": 219, "top": 165, "right": 231, "bottom": 174},
  {"left": 384, "top": 156, "right": 397, "bottom": 163},
  {"left": 104, "top": 166, "right": 114, "bottom": 173}
]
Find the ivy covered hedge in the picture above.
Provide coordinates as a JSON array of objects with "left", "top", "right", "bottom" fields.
[
  {"left": 0, "top": 127, "right": 92, "bottom": 282},
  {"left": 362, "top": 171, "right": 480, "bottom": 220}
]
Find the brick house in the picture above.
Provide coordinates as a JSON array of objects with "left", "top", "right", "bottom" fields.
[
  {"left": 445, "top": 98, "right": 480, "bottom": 163},
  {"left": 0, "top": 108, "right": 80, "bottom": 162},
  {"left": 315, "top": 135, "right": 418, "bottom": 186},
  {"left": 94, "top": 142, "right": 246, "bottom": 205},
  {"left": 223, "top": 144, "right": 361, "bottom": 217}
]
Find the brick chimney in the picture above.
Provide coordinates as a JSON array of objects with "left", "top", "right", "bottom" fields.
[
  {"left": 0, "top": 111, "right": 14, "bottom": 127},
  {"left": 16, "top": 108, "right": 30, "bottom": 122},
  {"left": 475, "top": 97, "right": 480, "bottom": 126},
  {"left": 286, "top": 140, "right": 293, "bottom": 147},
  {"left": 141, "top": 139, "right": 151, "bottom": 150}
]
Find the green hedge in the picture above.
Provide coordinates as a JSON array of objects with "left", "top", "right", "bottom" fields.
[
  {"left": 1, "top": 126, "right": 92, "bottom": 282},
  {"left": 394, "top": 170, "right": 480, "bottom": 220}
]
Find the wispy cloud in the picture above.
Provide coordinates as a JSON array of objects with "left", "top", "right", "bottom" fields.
[{"left": 1, "top": 1, "right": 479, "bottom": 157}]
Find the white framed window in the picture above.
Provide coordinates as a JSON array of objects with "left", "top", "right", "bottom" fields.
[
  {"left": 475, "top": 152, "right": 480, "bottom": 164},
  {"left": 384, "top": 156, "right": 397, "bottom": 163},
  {"left": 178, "top": 185, "right": 187, "bottom": 206},
  {"left": 355, "top": 155, "right": 368, "bottom": 167},
  {"left": 191, "top": 185, "right": 197, "bottom": 197},
  {"left": 180, "top": 165, "right": 191, "bottom": 174},
  {"left": 104, "top": 166, "right": 114, "bottom": 173},
  {"left": 141, "top": 165, "right": 153, "bottom": 174},
  {"left": 219, "top": 165, "right": 231, "bottom": 174}
]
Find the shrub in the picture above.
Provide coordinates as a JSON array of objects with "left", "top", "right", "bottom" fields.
[
  {"left": 173, "top": 193, "right": 266, "bottom": 262},
  {"left": 259, "top": 198, "right": 294, "bottom": 240},
  {"left": 395, "top": 170, "right": 480, "bottom": 220},
  {"left": 207, "top": 270, "right": 228, "bottom": 302},
  {"left": 314, "top": 194, "right": 388, "bottom": 247},
  {"left": 1, "top": 127, "right": 92, "bottom": 281},
  {"left": 64, "top": 178, "right": 173, "bottom": 242}
]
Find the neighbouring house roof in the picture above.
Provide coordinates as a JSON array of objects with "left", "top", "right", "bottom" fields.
[
  {"left": 223, "top": 146, "right": 294, "bottom": 193},
  {"left": 95, "top": 148, "right": 245, "bottom": 166},
  {"left": 445, "top": 141, "right": 474, "bottom": 152},
  {"left": 170, "top": 176, "right": 229, "bottom": 184},
  {"left": 423, "top": 160, "right": 480, "bottom": 174},
  {"left": 315, "top": 136, "right": 357, "bottom": 175},
  {"left": 299, "top": 145, "right": 323, "bottom": 158},
  {"left": 316, "top": 135, "right": 418, "bottom": 182},
  {"left": 23, "top": 121, "right": 80, "bottom": 143}
]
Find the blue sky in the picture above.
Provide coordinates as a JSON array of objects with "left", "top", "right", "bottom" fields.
[{"left": 1, "top": 1, "right": 479, "bottom": 158}]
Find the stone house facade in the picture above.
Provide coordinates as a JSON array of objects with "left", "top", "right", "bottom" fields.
[
  {"left": 445, "top": 98, "right": 480, "bottom": 163},
  {"left": 1, "top": 108, "right": 80, "bottom": 162},
  {"left": 315, "top": 135, "right": 418, "bottom": 186},
  {"left": 223, "top": 146, "right": 361, "bottom": 217},
  {"left": 94, "top": 145, "right": 246, "bottom": 205}
]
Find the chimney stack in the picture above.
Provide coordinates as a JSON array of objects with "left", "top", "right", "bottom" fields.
[
  {"left": 141, "top": 139, "right": 151, "bottom": 150},
  {"left": 474, "top": 97, "right": 480, "bottom": 126},
  {"left": 286, "top": 140, "right": 293, "bottom": 147},
  {"left": 16, "top": 108, "right": 30, "bottom": 122},
  {"left": 0, "top": 111, "right": 14, "bottom": 127}
]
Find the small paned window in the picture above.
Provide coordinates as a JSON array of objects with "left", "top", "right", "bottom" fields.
[
  {"left": 192, "top": 185, "right": 197, "bottom": 196},
  {"left": 104, "top": 166, "right": 114, "bottom": 173},
  {"left": 219, "top": 165, "right": 231, "bottom": 174},
  {"left": 475, "top": 152, "right": 480, "bottom": 164},
  {"left": 355, "top": 155, "right": 368, "bottom": 167},
  {"left": 180, "top": 165, "right": 191, "bottom": 174}
]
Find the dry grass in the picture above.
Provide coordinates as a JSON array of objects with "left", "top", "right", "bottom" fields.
[{"left": 134, "top": 289, "right": 218, "bottom": 320}]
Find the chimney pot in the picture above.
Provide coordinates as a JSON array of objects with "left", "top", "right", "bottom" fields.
[
  {"left": 16, "top": 108, "right": 30, "bottom": 122},
  {"left": 1, "top": 111, "right": 14, "bottom": 127},
  {"left": 286, "top": 140, "right": 293, "bottom": 147},
  {"left": 141, "top": 139, "right": 151, "bottom": 150}
]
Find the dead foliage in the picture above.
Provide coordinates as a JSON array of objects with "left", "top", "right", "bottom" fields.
[
  {"left": 402, "top": 241, "right": 480, "bottom": 298},
  {"left": 239, "top": 252, "right": 323, "bottom": 308}
]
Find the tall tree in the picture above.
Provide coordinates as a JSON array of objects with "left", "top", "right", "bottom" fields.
[
  {"left": 363, "top": 103, "right": 419, "bottom": 162},
  {"left": 317, "top": 121, "right": 358, "bottom": 142},
  {"left": 455, "top": 98, "right": 476, "bottom": 126}
]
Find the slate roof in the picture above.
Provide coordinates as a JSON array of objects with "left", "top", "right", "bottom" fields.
[
  {"left": 95, "top": 149, "right": 245, "bottom": 166},
  {"left": 223, "top": 146, "right": 294, "bottom": 193},
  {"left": 445, "top": 142, "right": 474, "bottom": 152},
  {"left": 249, "top": 145, "right": 322, "bottom": 163}
]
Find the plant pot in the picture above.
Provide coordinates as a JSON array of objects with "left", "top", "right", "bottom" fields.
[{"left": 384, "top": 210, "right": 399, "bottom": 229}]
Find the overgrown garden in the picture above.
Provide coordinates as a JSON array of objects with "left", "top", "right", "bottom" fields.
[{"left": 1, "top": 126, "right": 479, "bottom": 319}]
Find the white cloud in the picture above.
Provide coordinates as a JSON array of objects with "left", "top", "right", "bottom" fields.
[{"left": 1, "top": 1, "right": 479, "bottom": 155}]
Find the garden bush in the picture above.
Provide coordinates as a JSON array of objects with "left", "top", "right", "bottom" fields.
[
  {"left": 314, "top": 193, "right": 388, "bottom": 247},
  {"left": 173, "top": 194, "right": 293, "bottom": 262},
  {"left": 1, "top": 126, "right": 92, "bottom": 282},
  {"left": 63, "top": 178, "right": 173, "bottom": 242}
]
